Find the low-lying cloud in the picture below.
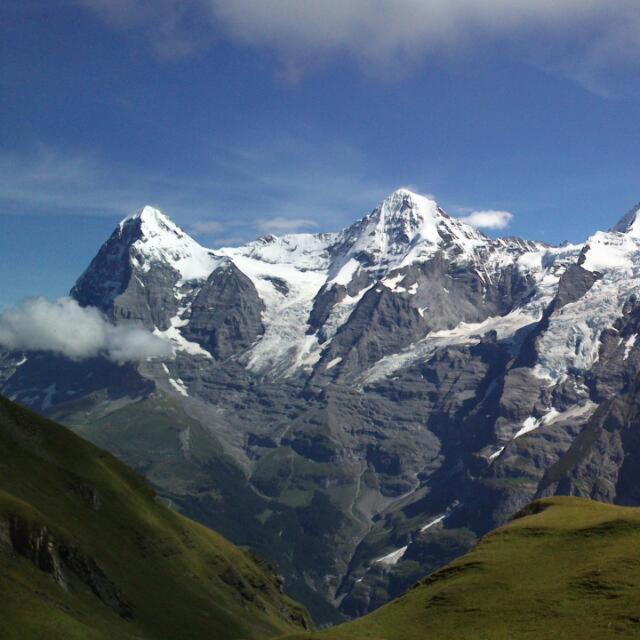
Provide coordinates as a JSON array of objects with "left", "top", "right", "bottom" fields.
[
  {"left": 0, "top": 297, "right": 171, "bottom": 363},
  {"left": 459, "top": 209, "right": 513, "bottom": 230}
]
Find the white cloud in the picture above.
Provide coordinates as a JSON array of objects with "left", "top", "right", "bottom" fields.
[
  {"left": 459, "top": 209, "right": 513, "bottom": 230},
  {"left": 77, "top": 0, "right": 640, "bottom": 93},
  {"left": 0, "top": 297, "right": 171, "bottom": 363},
  {"left": 256, "top": 216, "right": 318, "bottom": 234},
  {"left": 206, "top": 1, "right": 638, "bottom": 64}
]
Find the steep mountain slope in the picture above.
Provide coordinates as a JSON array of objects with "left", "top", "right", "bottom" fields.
[
  {"left": 3, "top": 190, "right": 640, "bottom": 623},
  {"left": 0, "top": 395, "right": 309, "bottom": 639},
  {"left": 282, "top": 497, "right": 640, "bottom": 640}
]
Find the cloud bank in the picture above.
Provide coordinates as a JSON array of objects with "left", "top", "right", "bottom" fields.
[
  {"left": 459, "top": 209, "right": 513, "bottom": 230},
  {"left": 0, "top": 297, "right": 171, "bottom": 363}
]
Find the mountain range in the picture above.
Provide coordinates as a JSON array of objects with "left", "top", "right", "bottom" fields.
[{"left": 3, "top": 188, "right": 640, "bottom": 623}]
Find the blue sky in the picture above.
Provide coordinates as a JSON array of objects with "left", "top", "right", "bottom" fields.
[{"left": 1, "top": 1, "right": 640, "bottom": 309}]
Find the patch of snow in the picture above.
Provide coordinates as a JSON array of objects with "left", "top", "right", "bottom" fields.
[
  {"left": 380, "top": 273, "right": 419, "bottom": 295},
  {"left": 154, "top": 310, "right": 212, "bottom": 359},
  {"left": 15, "top": 356, "right": 27, "bottom": 367},
  {"left": 329, "top": 258, "right": 360, "bottom": 286},
  {"left": 513, "top": 403, "right": 596, "bottom": 440},
  {"left": 514, "top": 416, "right": 541, "bottom": 439},
  {"left": 544, "top": 402, "right": 596, "bottom": 426},
  {"left": 169, "top": 377, "right": 189, "bottom": 397},
  {"left": 488, "top": 446, "right": 505, "bottom": 462},
  {"left": 373, "top": 545, "right": 408, "bottom": 566},
  {"left": 581, "top": 231, "right": 634, "bottom": 272},
  {"left": 624, "top": 334, "right": 637, "bottom": 360},
  {"left": 298, "top": 334, "right": 324, "bottom": 371},
  {"left": 381, "top": 273, "right": 406, "bottom": 291},
  {"left": 326, "top": 357, "right": 342, "bottom": 370},
  {"left": 420, "top": 514, "right": 447, "bottom": 532}
]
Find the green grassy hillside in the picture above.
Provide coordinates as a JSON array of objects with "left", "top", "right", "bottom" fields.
[
  {"left": 283, "top": 497, "right": 640, "bottom": 640},
  {"left": 0, "top": 395, "right": 310, "bottom": 640}
]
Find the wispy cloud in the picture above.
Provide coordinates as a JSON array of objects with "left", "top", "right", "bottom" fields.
[
  {"left": 0, "top": 138, "right": 392, "bottom": 243},
  {"left": 75, "top": 0, "right": 212, "bottom": 59},
  {"left": 256, "top": 216, "right": 318, "bottom": 234},
  {"left": 75, "top": 0, "right": 640, "bottom": 94},
  {"left": 0, "top": 146, "right": 149, "bottom": 216},
  {"left": 0, "top": 297, "right": 170, "bottom": 362},
  {"left": 459, "top": 209, "right": 513, "bottom": 230}
]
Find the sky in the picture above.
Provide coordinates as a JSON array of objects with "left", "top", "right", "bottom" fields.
[{"left": 1, "top": 0, "right": 640, "bottom": 309}]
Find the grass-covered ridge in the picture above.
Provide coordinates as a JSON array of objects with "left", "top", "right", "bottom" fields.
[
  {"left": 0, "top": 395, "right": 310, "bottom": 640},
  {"left": 283, "top": 497, "right": 640, "bottom": 640}
]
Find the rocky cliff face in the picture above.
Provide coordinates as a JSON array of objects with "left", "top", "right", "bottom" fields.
[{"left": 3, "top": 191, "right": 640, "bottom": 624}]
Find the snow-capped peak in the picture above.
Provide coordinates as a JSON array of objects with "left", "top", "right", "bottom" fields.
[
  {"left": 612, "top": 203, "right": 640, "bottom": 237},
  {"left": 368, "top": 188, "right": 443, "bottom": 246},
  {"left": 338, "top": 188, "right": 486, "bottom": 271},
  {"left": 117, "top": 205, "right": 219, "bottom": 283},
  {"left": 119, "top": 205, "right": 179, "bottom": 234}
]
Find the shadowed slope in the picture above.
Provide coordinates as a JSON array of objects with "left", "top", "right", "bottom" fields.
[{"left": 0, "top": 395, "right": 310, "bottom": 640}]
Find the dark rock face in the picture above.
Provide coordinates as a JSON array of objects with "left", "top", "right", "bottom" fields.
[
  {"left": 59, "top": 544, "right": 134, "bottom": 619},
  {"left": 71, "top": 215, "right": 181, "bottom": 330},
  {"left": 538, "top": 374, "right": 640, "bottom": 505},
  {"left": 71, "top": 219, "right": 139, "bottom": 313},
  {"left": 307, "top": 285, "right": 347, "bottom": 338},
  {"left": 551, "top": 264, "right": 601, "bottom": 311},
  {"left": 319, "top": 285, "right": 429, "bottom": 378},
  {"left": 4, "top": 515, "right": 133, "bottom": 618},
  {"left": 111, "top": 264, "right": 181, "bottom": 330},
  {"left": 182, "top": 262, "right": 265, "bottom": 359},
  {"left": 307, "top": 269, "right": 372, "bottom": 340},
  {"left": 6, "top": 191, "right": 640, "bottom": 624}
]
